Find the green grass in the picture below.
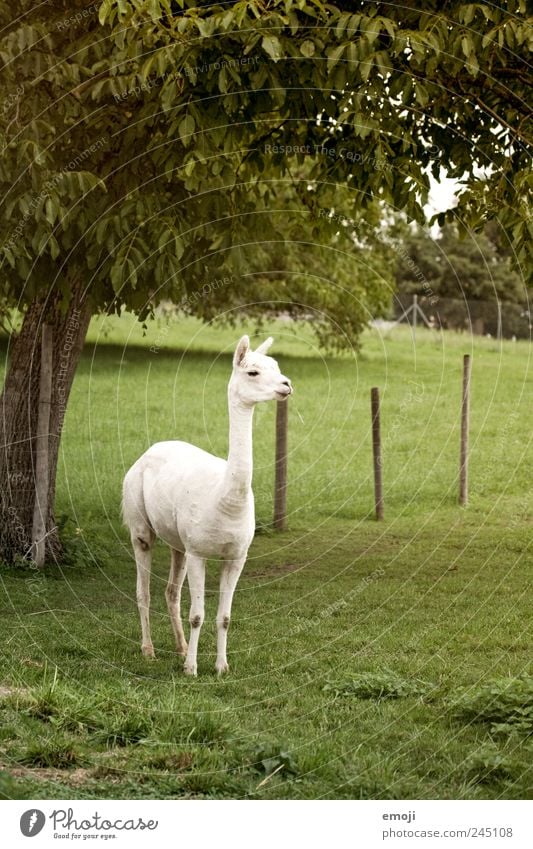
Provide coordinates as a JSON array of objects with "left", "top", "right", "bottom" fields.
[{"left": 0, "top": 315, "right": 531, "bottom": 799}]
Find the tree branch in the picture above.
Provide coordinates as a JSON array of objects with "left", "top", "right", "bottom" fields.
[{"left": 471, "top": 94, "right": 533, "bottom": 148}]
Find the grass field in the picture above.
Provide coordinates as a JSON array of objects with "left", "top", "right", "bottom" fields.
[{"left": 0, "top": 316, "right": 532, "bottom": 800}]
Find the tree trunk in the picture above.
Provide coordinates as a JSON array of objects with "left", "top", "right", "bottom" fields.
[{"left": 0, "top": 279, "right": 92, "bottom": 564}]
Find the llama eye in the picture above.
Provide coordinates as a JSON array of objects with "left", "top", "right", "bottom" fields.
[{"left": 247, "top": 371, "right": 259, "bottom": 377}]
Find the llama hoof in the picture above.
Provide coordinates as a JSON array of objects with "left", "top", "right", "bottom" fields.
[
  {"left": 216, "top": 660, "right": 229, "bottom": 676},
  {"left": 142, "top": 645, "right": 155, "bottom": 659},
  {"left": 183, "top": 661, "right": 197, "bottom": 676},
  {"left": 177, "top": 644, "right": 188, "bottom": 657}
]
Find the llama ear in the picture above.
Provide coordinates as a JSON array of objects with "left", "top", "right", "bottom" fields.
[
  {"left": 233, "top": 335, "right": 250, "bottom": 368},
  {"left": 255, "top": 336, "right": 274, "bottom": 355}
]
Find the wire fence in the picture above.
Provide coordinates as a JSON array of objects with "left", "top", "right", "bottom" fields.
[{"left": 393, "top": 294, "right": 532, "bottom": 340}]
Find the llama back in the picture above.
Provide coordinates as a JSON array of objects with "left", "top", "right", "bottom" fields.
[{"left": 122, "top": 441, "right": 226, "bottom": 530}]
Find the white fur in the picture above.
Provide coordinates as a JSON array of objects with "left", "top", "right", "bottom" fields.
[{"left": 122, "top": 335, "right": 292, "bottom": 675}]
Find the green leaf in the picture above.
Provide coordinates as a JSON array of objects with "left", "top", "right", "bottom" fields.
[
  {"left": 349, "top": 14, "right": 362, "bottom": 35},
  {"left": 94, "top": 218, "right": 109, "bottom": 246},
  {"left": 415, "top": 83, "right": 429, "bottom": 107},
  {"left": 467, "top": 53, "right": 479, "bottom": 76},
  {"left": 462, "top": 5, "right": 475, "bottom": 25},
  {"left": 98, "top": 0, "right": 113, "bottom": 25},
  {"left": 110, "top": 263, "right": 123, "bottom": 293},
  {"left": 3, "top": 246, "right": 16, "bottom": 268},
  {"left": 36, "top": 230, "right": 48, "bottom": 256},
  {"left": 197, "top": 16, "right": 215, "bottom": 38},
  {"left": 179, "top": 114, "right": 196, "bottom": 146},
  {"left": 375, "top": 50, "right": 390, "bottom": 77},
  {"left": 158, "top": 230, "right": 168, "bottom": 252},
  {"left": 127, "top": 258, "right": 137, "bottom": 287},
  {"left": 335, "top": 12, "right": 350, "bottom": 38},
  {"left": 218, "top": 65, "right": 228, "bottom": 94},
  {"left": 327, "top": 43, "right": 346, "bottom": 71},
  {"left": 262, "top": 35, "right": 282, "bottom": 62},
  {"left": 366, "top": 18, "right": 381, "bottom": 45},
  {"left": 45, "top": 197, "right": 57, "bottom": 226},
  {"left": 174, "top": 236, "right": 185, "bottom": 259},
  {"left": 359, "top": 58, "right": 372, "bottom": 82},
  {"left": 49, "top": 235, "right": 60, "bottom": 260},
  {"left": 288, "top": 10, "right": 299, "bottom": 34},
  {"left": 300, "top": 40, "right": 315, "bottom": 57},
  {"left": 346, "top": 41, "right": 357, "bottom": 65}
]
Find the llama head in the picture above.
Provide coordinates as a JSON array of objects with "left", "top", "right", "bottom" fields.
[{"left": 229, "top": 335, "right": 292, "bottom": 406}]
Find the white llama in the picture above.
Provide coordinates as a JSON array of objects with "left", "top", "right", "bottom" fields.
[{"left": 122, "top": 335, "right": 292, "bottom": 676}]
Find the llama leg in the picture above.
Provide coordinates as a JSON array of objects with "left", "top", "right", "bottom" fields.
[
  {"left": 133, "top": 532, "right": 155, "bottom": 658},
  {"left": 183, "top": 554, "right": 205, "bottom": 676},
  {"left": 215, "top": 557, "right": 246, "bottom": 675},
  {"left": 166, "top": 548, "right": 188, "bottom": 656}
]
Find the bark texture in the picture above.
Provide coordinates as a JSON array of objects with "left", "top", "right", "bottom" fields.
[{"left": 0, "top": 280, "right": 92, "bottom": 564}]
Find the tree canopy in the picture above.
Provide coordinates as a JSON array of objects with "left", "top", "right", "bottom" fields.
[{"left": 0, "top": 0, "right": 531, "bottom": 333}]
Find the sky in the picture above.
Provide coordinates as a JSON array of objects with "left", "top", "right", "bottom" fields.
[{"left": 427, "top": 172, "right": 460, "bottom": 215}]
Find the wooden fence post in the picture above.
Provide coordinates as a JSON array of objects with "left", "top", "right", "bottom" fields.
[
  {"left": 459, "top": 354, "right": 471, "bottom": 506},
  {"left": 371, "top": 387, "right": 384, "bottom": 521},
  {"left": 31, "top": 324, "right": 53, "bottom": 567},
  {"left": 273, "top": 399, "right": 289, "bottom": 530}
]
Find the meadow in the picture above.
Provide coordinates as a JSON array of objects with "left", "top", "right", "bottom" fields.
[{"left": 0, "top": 315, "right": 531, "bottom": 799}]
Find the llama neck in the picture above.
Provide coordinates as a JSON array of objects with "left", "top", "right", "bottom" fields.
[{"left": 221, "top": 395, "right": 255, "bottom": 507}]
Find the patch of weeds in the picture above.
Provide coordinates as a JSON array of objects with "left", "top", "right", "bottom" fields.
[
  {"left": 0, "top": 553, "right": 39, "bottom": 574},
  {"left": 23, "top": 678, "right": 157, "bottom": 747},
  {"left": 182, "top": 715, "right": 230, "bottom": 746},
  {"left": 58, "top": 515, "right": 106, "bottom": 570},
  {"left": 25, "top": 686, "right": 60, "bottom": 722},
  {"left": 0, "top": 722, "right": 21, "bottom": 743},
  {"left": 92, "top": 714, "right": 152, "bottom": 748},
  {"left": 247, "top": 743, "right": 299, "bottom": 778},
  {"left": 323, "top": 672, "right": 428, "bottom": 701},
  {"left": 157, "top": 712, "right": 230, "bottom": 747},
  {"left": 146, "top": 752, "right": 194, "bottom": 772},
  {"left": 20, "top": 740, "right": 85, "bottom": 769},
  {"left": 463, "top": 746, "right": 521, "bottom": 785},
  {"left": 452, "top": 677, "right": 533, "bottom": 735},
  {"left": 22, "top": 683, "right": 101, "bottom": 736}
]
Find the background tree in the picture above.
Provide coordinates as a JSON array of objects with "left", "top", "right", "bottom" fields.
[
  {"left": 0, "top": 0, "right": 531, "bottom": 563},
  {"left": 392, "top": 220, "right": 529, "bottom": 336},
  {"left": 394, "top": 222, "right": 525, "bottom": 303}
]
